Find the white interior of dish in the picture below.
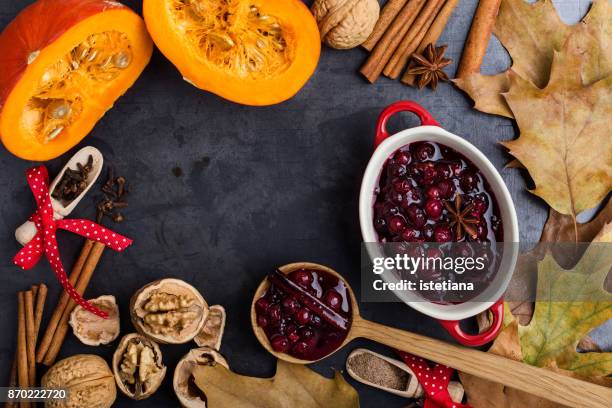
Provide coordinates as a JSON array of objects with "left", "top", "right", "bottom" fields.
[{"left": 359, "top": 126, "right": 519, "bottom": 321}]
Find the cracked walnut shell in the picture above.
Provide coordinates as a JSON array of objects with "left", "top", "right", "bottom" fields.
[
  {"left": 173, "top": 348, "right": 228, "bottom": 408},
  {"left": 112, "top": 333, "right": 167, "bottom": 400},
  {"left": 69, "top": 295, "right": 120, "bottom": 346},
  {"left": 311, "top": 0, "right": 380, "bottom": 49},
  {"left": 41, "top": 354, "right": 116, "bottom": 408},
  {"left": 130, "top": 279, "right": 209, "bottom": 344},
  {"left": 194, "top": 305, "right": 225, "bottom": 350}
]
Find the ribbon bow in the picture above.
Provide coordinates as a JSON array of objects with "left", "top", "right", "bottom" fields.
[
  {"left": 397, "top": 351, "right": 471, "bottom": 408},
  {"left": 13, "top": 166, "right": 132, "bottom": 318}
]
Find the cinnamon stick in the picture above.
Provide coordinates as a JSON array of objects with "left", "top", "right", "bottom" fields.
[
  {"left": 384, "top": 0, "right": 446, "bottom": 79},
  {"left": 455, "top": 0, "right": 501, "bottom": 78},
  {"left": 23, "top": 291, "right": 36, "bottom": 387},
  {"left": 33, "top": 283, "right": 47, "bottom": 339},
  {"left": 360, "top": 0, "right": 427, "bottom": 83},
  {"left": 7, "top": 357, "right": 17, "bottom": 408},
  {"left": 42, "top": 241, "right": 106, "bottom": 366},
  {"left": 402, "top": 0, "right": 459, "bottom": 85},
  {"left": 36, "top": 239, "right": 94, "bottom": 362},
  {"left": 16, "top": 292, "right": 30, "bottom": 408},
  {"left": 362, "top": 0, "right": 409, "bottom": 51}
]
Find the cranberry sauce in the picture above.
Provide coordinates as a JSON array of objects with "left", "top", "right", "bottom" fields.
[
  {"left": 255, "top": 269, "right": 352, "bottom": 361},
  {"left": 373, "top": 141, "right": 503, "bottom": 244}
]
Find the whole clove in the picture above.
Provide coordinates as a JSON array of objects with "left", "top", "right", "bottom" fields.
[
  {"left": 51, "top": 155, "right": 93, "bottom": 203},
  {"left": 96, "top": 166, "right": 129, "bottom": 224}
]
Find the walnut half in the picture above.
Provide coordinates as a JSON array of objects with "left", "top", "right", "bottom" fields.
[
  {"left": 69, "top": 295, "right": 120, "bottom": 346},
  {"left": 173, "top": 348, "right": 228, "bottom": 408},
  {"left": 130, "top": 279, "right": 209, "bottom": 344},
  {"left": 112, "top": 333, "right": 166, "bottom": 400}
]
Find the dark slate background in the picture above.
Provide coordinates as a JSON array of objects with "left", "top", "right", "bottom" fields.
[{"left": 0, "top": 0, "right": 608, "bottom": 407}]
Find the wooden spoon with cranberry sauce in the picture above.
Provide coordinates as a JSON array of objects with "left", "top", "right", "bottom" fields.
[{"left": 251, "top": 262, "right": 611, "bottom": 408}]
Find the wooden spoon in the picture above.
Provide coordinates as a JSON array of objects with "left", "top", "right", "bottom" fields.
[{"left": 251, "top": 262, "right": 612, "bottom": 408}]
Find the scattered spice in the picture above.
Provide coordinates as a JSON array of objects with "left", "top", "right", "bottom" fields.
[
  {"left": 406, "top": 43, "right": 452, "bottom": 90},
  {"left": 51, "top": 154, "right": 93, "bottom": 203},
  {"left": 444, "top": 194, "right": 479, "bottom": 240},
  {"left": 96, "top": 167, "right": 129, "bottom": 224},
  {"left": 172, "top": 166, "right": 183, "bottom": 177},
  {"left": 347, "top": 352, "right": 409, "bottom": 391}
]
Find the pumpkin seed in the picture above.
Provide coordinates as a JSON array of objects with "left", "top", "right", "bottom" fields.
[
  {"left": 113, "top": 51, "right": 131, "bottom": 69},
  {"left": 208, "top": 32, "right": 235, "bottom": 50},
  {"left": 87, "top": 49, "right": 98, "bottom": 62},
  {"left": 47, "top": 126, "right": 64, "bottom": 141},
  {"left": 256, "top": 39, "right": 266, "bottom": 49},
  {"left": 48, "top": 100, "right": 70, "bottom": 119}
]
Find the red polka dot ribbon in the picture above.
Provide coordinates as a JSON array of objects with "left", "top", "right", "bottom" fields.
[
  {"left": 13, "top": 166, "right": 133, "bottom": 318},
  {"left": 397, "top": 350, "right": 471, "bottom": 408}
]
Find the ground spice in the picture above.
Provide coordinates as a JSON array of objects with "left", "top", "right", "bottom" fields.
[{"left": 348, "top": 352, "right": 409, "bottom": 391}]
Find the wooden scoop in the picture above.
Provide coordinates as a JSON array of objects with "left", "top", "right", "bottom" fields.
[{"left": 251, "top": 262, "right": 612, "bottom": 408}]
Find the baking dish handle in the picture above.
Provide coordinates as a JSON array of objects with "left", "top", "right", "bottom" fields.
[
  {"left": 438, "top": 299, "right": 504, "bottom": 347},
  {"left": 375, "top": 101, "right": 440, "bottom": 148}
]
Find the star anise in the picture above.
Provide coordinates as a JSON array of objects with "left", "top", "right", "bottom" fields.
[
  {"left": 407, "top": 43, "right": 452, "bottom": 90},
  {"left": 444, "top": 194, "right": 479, "bottom": 241}
]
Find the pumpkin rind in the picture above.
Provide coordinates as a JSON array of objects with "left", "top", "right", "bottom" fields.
[
  {"left": 0, "top": 0, "right": 153, "bottom": 161},
  {"left": 143, "top": 0, "right": 321, "bottom": 106}
]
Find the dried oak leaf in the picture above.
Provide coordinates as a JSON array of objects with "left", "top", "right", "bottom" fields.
[
  {"left": 501, "top": 32, "right": 612, "bottom": 218},
  {"left": 462, "top": 225, "right": 612, "bottom": 408},
  {"left": 193, "top": 359, "right": 359, "bottom": 408},
  {"left": 454, "top": 0, "right": 612, "bottom": 118}
]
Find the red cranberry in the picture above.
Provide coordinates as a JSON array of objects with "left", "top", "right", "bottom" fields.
[
  {"left": 426, "top": 186, "right": 441, "bottom": 199},
  {"left": 437, "top": 179, "right": 455, "bottom": 199},
  {"left": 421, "top": 166, "right": 437, "bottom": 185},
  {"left": 459, "top": 170, "right": 479, "bottom": 192},
  {"left": 426, "top": 247, "right": 443, "bottom": 259},
  {"left": 282, "top": 297, "right": 299, "bottom": 314},
  {"left": 291, "top": 270, "right": 313, "bottom": 288},
  {"left": 387, "top": 216, "right": 407, "bottom": 235},
  {"left": 323, "top": 290, "right": 342, "bottom": 310},
  {"left": 406, "top": 204, "right": 426, "bottom": 228},
  {"left": 270, "top": 334, "right": 290, "bottom": 352},
  {"left": 401, "top": 227, "right": 421, "bottom": 241},
  {"left": 286, "top": 325, "right": 300, "bottom": 343},
  {"left": 433, "top": 225, "right": 452, "bottom": 242},
  {"left": 295, "top": 308, "right": 311, "bottom": 325},
  {"left": 255, "top": 297, "right": 270, "bottom": 313},
  {"left": 395, "top": 151, "right": 411, "bottom": 165},
  {"left": 471, "top": 194, "right": 489, "bottom": 216},
  {"left": 450, "top": 161, "right": 463, "bottom": 176},
  {"left": 476, "top": 221, "right": 488, "bottom": 239},
  {"left": 292, "top": 341, "right": 311, "bottom": 355},
  {"left": 257, "top": 315, "right": 269, "bottom": 328},
  {"left": 393, "top": 179, "right": 411, "bottom": 193},
  {"left": 374, "top": 217, "right": 387, "bottom": 233},
  {"left": 389, "top": 163, "right": 407, "bottom": 177},
  {"left": 425, "top": 199, "right": 443, "bottom": 219},
  {"left": 435, "top": 163, "right": 452, "bottom": 179},
  {"left": 268, "top": 304, "right": 281, "bottom": 323},
  {"left": 415, "top": 143, "right": 435, "bottom": 161}
]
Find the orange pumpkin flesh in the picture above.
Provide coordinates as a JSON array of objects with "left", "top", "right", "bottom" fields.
[
  {"left": 0, "top": 0, "right": 153, "bottom": 161},
  {"left": 143, "top": 0, "right": 321, "bottom": 106}
]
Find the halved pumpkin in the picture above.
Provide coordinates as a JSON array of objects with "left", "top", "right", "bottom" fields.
[
  {"left": 143, "top": 0, "right": 321, "bottom": 106},
  {"left": 0, "top": 0, "right": 153, "bottom": 161}
]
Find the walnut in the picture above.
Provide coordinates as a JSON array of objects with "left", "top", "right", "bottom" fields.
[
  {"left": 41, "top": 354, "right": 116, "bottom": 408},
  {"left": 193, "top": 305, "right": 225, "bottom": 350},
  {"left": 112, "top": 333, "right": 167, "bottom": 400},
  {"left": 173, "top": 348, "right": 228, "bottom": 408},
  {"left": 69, "top": 295, "right": 120, "bottom": 346},
  {"left": 130, "top": 279, "right": 209, "bottom": 344},
  {"left": 311, "top": 0, "right": 380, "bottom": 49}
]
